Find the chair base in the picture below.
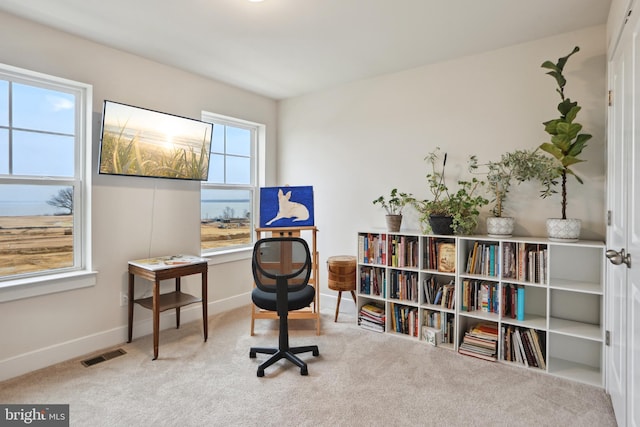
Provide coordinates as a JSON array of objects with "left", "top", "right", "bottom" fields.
[{"left": 250, "top": 345, "right": 319, "bottom": 377}]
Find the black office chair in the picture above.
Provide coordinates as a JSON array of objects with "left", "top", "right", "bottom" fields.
[{"left": 249, "top": 237, "right": 320, "bottom": 377}]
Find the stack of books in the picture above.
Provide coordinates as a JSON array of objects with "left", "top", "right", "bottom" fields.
[
  {"left": 358, "top": 303, "right": 386, "bottom": 333},
  {"left": 458, "top": 322, "right": 499, "bottom": 361}
]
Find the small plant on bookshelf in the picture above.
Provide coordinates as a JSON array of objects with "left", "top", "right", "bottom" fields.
[
  {"left": 413, "top": 147, "right": 488, "bottom": 235},
  {"left": 373, "top": 188, "right": 415, "bottom": 232},
  {"left": 477, "top": 149, "right": 560, "bottom": 237}
]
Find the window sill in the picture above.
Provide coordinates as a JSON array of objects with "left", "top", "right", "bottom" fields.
[
  {"left": 203, "top": 246, "right": 252, "bottom": 265},
  {"left": 0, "top": 270, "right": 98, "bottom": 303}
]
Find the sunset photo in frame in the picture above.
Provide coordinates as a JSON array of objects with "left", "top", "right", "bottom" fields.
[
  {"left": 259, "top": 186, "right": 315, "bottom": 228},
  {"left": 98, "top": 100, "right": 213, "bottom": 181}
]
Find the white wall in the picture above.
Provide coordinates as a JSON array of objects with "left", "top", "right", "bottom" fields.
[
  {"left": 278, "top": 25, "right": 607, "bottom": 302},
  {"left": 0, "top": 11, "right": 276, "bottom": 380}
]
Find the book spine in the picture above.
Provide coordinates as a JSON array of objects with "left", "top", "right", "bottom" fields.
[{"left": 517, "top": 285, "right": 525, "bottom": 321}]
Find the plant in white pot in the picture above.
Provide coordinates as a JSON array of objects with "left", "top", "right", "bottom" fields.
[
  {"left": 480, "top": 149, "right": 560, "bottom": 237},
  {"left": 539, "top": 46, "right": 592, "bottom": 241},
  {"left": 372, "top": 188, "right": 415, "bottom": 232}
]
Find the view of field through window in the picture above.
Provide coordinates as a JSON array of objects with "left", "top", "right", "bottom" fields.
[{"left": 1, "top": 76, "right": 79, "bottom": 279}]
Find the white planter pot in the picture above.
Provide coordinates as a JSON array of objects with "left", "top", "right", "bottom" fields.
[
  {"left": 486, "top": 217, "right": 515, "bottom": 237},
  {"left": 546, "top": 218, "right": 581, "bottom": 242}
]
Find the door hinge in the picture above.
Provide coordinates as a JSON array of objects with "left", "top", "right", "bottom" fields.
[
  {"left": 606, "top": 330, "right": 611, "bottom": 346},
  {"left": 607, "top": 210, "right": 612, "bottom": 226},
  {"left": 608, "top": 90, "right": 613, "bottom": 106}
]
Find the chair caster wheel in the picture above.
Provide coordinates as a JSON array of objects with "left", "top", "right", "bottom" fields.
[
  {"left": 300, "top": 367, "right": 308, "bottom": 376},
  {"left": 313, "top": 349, "right": 319, "bottom": 356},
  {"left": 257, "top": 369, "right": 264, "bottom": 377},
  {"left": 249, "top": 350, "right": 256, "bottom": 358}
]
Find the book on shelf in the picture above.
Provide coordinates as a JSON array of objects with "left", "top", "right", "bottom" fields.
[
  {"left": 502, "top": 326, "right": 546, "bottom": 369},
  {"left": 458, "top": 322, "right": 498, "bottom": 361},
  {"left": 517, "top": 285, "right": 525, "bottom": 321},
  {"left": 358, "top": 302, "right": 385, "bottom": 333},
  {"left": 437, "top": 242, "right": 456, "bottom": 273}
]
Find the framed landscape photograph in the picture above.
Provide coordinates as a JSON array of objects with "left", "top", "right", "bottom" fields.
[{"left": 98, "top": 100, "right": 213, "bottom": 181}]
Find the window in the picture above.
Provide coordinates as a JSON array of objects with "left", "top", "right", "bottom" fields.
[
  {"left": 0, "top": 63, "right": 93, "bottom": 297},
  {"left": 200, "top": 112, "right": 261, "bottom": 254}
]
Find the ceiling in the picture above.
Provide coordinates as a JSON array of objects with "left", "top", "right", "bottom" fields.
[{"left": 0, "top": 0, "right": 611, "bottom": 100}]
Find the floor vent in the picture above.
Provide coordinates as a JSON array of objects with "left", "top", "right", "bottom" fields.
[{"left": 81, "top": 348, "right": 126, "bottom": 367}]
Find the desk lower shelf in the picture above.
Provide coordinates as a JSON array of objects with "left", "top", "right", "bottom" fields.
[{"left": 134, "top": 291, "right": 202, "bottom": 312}]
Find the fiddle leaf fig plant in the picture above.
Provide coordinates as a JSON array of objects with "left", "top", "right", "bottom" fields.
[{"left": 539, "top": 46, "right": 592, "bottom": 219}]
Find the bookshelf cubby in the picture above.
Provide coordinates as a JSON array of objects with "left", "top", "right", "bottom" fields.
[{"left": 356, "top": 231, "right": 605, "bottom": 387}]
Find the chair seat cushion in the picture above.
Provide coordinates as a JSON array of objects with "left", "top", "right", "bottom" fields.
[{"left": 252, "top": 285, "right": 315, "bottom": 312}]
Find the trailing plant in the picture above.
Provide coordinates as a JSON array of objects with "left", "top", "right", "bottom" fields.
[
  {"left": 481, "top": 149, "right": 560, "bottom": 217},
  {"left": 539, "top": 46, "right": 592, "bottom": 219},
  {"left": 373, "top": 188, "right": 415, "bottom": 215},
  {"left": 414, "top": 147, "right": 488, "bottom": 234}
]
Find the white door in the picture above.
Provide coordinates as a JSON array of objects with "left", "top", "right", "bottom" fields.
[
  {"left": 607, "top": 3, "right": 640, "bottom": 426},
  {"left": 628, "top": 12, "right": 640, "bottom": 423},
  {"left": 606, "top": 30, "right": 629, "bottom": 425}
]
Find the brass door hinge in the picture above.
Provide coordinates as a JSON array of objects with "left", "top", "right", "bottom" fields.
[{"left": 609, "top": 90, "right": 613, "bottom": 106}]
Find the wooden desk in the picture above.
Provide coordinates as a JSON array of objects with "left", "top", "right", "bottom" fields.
[{"left": 127, "top": 255, "right": 208, "bottom": 360}]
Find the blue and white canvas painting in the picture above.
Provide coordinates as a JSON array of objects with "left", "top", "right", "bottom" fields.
[{"left": 259, "top": 186, "right": 314, "bottom": 228}]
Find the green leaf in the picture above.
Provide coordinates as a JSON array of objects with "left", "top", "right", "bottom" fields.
[
  {"left": 540, "top": 142, "right": 563, "bottom": 159},
  {"left": 568, "top": 134, "right": 592, "bottom": 156},
  {"left": 561, "top": 156, "right": 584, "bottom": 167}
]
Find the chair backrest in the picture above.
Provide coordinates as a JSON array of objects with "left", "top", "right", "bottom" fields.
[{"left": 252, "top": 237, "right": 312, "bottom": 294}]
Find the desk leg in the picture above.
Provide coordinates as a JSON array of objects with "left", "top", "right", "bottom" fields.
[
  {"left": 202, "top": 269, "right": 208, "bottom": 341},
  {"left": 127, "top": 273, "right": 134, "bottom": 343},
  {"left": 153, "top": 278, "right": 160, "bottom": 360},
  {"left": 175, "top": 277, "right": 181, "bottom": 329}
]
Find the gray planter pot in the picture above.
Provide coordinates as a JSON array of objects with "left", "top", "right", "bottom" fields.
[{"left": 385, "top": 214, "right": 402, "bottom": 232}]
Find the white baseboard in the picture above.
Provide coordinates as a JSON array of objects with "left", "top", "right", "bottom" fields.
[{"left": 0, "top": 293, "right": 251, "bottom": 382}]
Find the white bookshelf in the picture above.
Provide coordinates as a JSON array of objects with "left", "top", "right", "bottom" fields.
[{"left": 356, "top": 230, "right": 605, "bottom": 388}]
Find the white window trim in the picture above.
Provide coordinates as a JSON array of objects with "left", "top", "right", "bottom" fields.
[
  {"left": 200, "top": 111, "right": 265, "bottom": 261},
  {"left": 0, "top": 63, "right": 95, "bottom": 300}
]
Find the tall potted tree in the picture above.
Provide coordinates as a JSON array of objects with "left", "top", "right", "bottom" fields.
[{"left": 539, "top": 46, "right": 592, "bottom": 241}]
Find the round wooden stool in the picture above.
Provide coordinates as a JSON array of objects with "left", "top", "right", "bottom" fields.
[{"left": 327, "top": 255, "right": 357, "bottom": 322}]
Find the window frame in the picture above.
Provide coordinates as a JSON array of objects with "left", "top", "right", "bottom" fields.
[
  {"left": 0, "top": 63, "right": 95, "bottom": 302},
  {"left": 200, "top": 111, "right": 263, "bottom": 260}
]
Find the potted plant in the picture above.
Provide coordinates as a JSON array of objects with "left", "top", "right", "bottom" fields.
[
  {"left": 414, "top": 148, "right": 488, "bottom": 235},
  {"left": 481, "top": 149, "right": 560, "bottom": 237},
  {"left": 539, "top": 46, "right": 592, "bottom": 241},
  {"left": 372, "top": 188, "right": 415, "bottom": 232}
]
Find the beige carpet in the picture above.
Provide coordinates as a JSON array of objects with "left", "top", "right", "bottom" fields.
[{"left": 0, "top": 306, "right": 616, "bottom": 426}]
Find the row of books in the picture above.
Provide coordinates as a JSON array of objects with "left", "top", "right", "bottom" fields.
[
  {"left": 458, "top": 322, "right": 499, "bottom": 361},
  {"left": 422, "top": 311, "right": 455, "bottom": 345},
  {"left": 422, "top": 276, "right": 455, "bottom": 308},
  {"left": 389, "top": 235, "right": 419, "bottom": 268},
  {"left": 389, "top": 270, "right": 418, "bottom": 302},
  {"left": 390, "top": 303, "right": 419, "bottom": 337},
  {"left": 502, "top": 325, "right": 546, "bottom": 369},
  {"left": 465, "top": 242, "right": 499, "bottom": 277},
  {"left": 423, "top": 239, "right": 456, "bottom": 272},
  {"left": 460, "top": 280, "right": 499, "bottom": 314},
  {"left": 358, "top": 303, "right": 385, "bottom": 333},
  {"left": 359, "top": 266, "right": 386, "bottom": 297},
  {"left": 502, "top": 283, "right": 525, "bottom": 320},
  {"left": 358, "top": 233, "right": 387, "bottom": 265},
  {"left": 503, "top": 242, "right": 548, "bottom": 284}
]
